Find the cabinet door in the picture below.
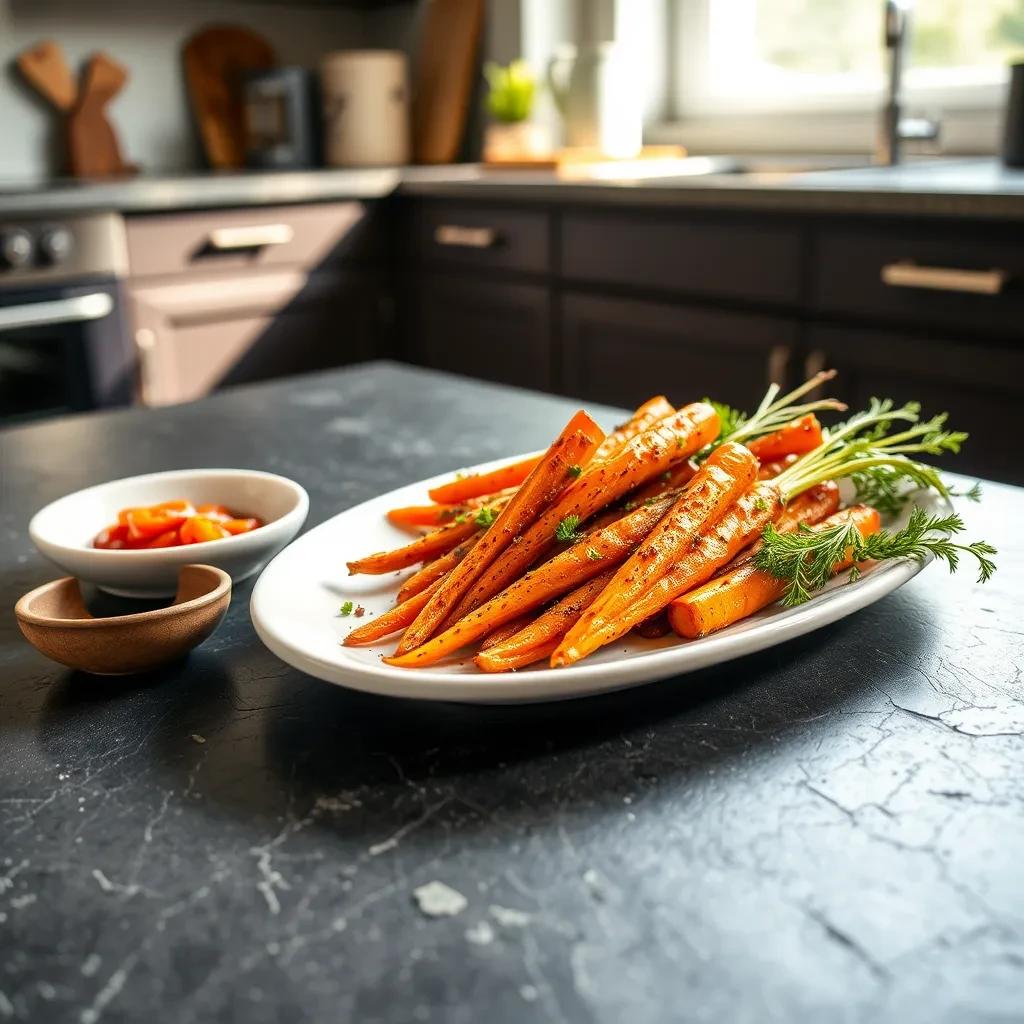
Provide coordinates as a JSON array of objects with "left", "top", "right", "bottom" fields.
[
  {"left": 805, "top": 324, "right": 1022, "bottom": 484},
  {"left": 405, "top": 275, "right": 552, "bottom": 391},
  {"left": 130, "top": 269, "right": 379, "bottom": 406},
  {"left": 560, "top": 293, "right": 796, "bottom": 412}
]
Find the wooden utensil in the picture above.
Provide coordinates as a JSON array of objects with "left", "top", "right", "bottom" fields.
[
  {"left": 15, "top": 564, "right": 231, "bottom": 676},
  {"left": 183, "top": 25, "right": 275, "bottom": 169},
  {"left": 16, "top": 39, "right": 77, "bottom": 111},
  {"left": 66, "top": 52, "right": 135, "bottom": 178},
  {"left": 412, "top": 0, "right": 484, "bottom": 164}
]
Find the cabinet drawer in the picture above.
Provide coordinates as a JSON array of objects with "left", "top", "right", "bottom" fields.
[
  {"left": 805, "top": 323, "right": 1021, "bottom": 484},
  {"left": 812, "top": 224, "right": 1024, "bottom": 337},
  {"left": 126, "top": 202, "right": 376, "bottom": 279},
  {"left": 411, "top": 203, "right": 549, "bottom": 275},
  {"left": 561, "top": 293, "right": 797, "bottom": 411},
  {"left": 562, "top": 211, "right": 802, "bottom": 306},
  {"left": 405, "top": 275, "right": 552, "bottom": 390}
]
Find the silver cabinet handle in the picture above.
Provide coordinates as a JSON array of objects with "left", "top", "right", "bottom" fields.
[
  {"left": 881, "top": 261, "right": 1008, "bottom": 295},
  {"left": 434, "top": 225, "right": 499, "bottom": 249},
  {"left": 134, "top": 327, "right": 159, "bottom": 407},
  {"left": 207, "top": 224, "right": 294, "bottom": 250},
  {"left": 0, "top": 292, "right": 113, "bottom": 332}
]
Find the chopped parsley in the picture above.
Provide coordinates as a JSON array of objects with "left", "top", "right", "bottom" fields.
[
  {"left": 555, "top": 514, "right": 582, "bottom": 542},
  {"left": 754, "top": 496, "right": 769, "bottom": 512},
  {"left": 454, "top": 512, "right": 468, "bottom": 524},
  {"left": 566, "top": 464, "right": 583, "bottom": 478},
  {"left": 586, "top": 546, "right": 604, "bottom": 561},
  {"left": 474, "top": 506, "right": 498, "bottom": 528},
  {"left": 339, "top": 601, "right": 354, "bottom": 616}
]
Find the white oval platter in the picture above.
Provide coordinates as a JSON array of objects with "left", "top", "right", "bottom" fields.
[{"left": 250, "top": 452, "right": 946, "bottom": 704}]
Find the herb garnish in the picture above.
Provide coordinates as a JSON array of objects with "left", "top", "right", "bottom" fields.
[
  {"left": 586, "top": 546, "right": 604, "bottom": 561},
  {"left": 474, "top": 507, "right": 498, "bottom": 528},
  {"left": 566, "top": 464, "right": 583, "bottom": 478},
  {"left": 754, "top": 507, "right": 997, "bottom": 607},
  {"left": 339, "top": 601, "right": 354, "bottom": 616},
  {"left": 555, "top": 514, "right": 582, "bottom": 542}
]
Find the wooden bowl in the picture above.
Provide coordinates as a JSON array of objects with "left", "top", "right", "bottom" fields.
[{"left": 15, "top": 564, "right": 231, "bottom": 675}]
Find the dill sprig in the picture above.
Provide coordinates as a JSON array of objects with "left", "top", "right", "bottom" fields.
[
  {"left": 754, "top": 506, "right": 997, "bottom": 607},
  {"left": 697, "top": 369, "right": 846, "bottom": 461},
  {"left": 555, "top": 514, "right": 582, "bottom": 542}
]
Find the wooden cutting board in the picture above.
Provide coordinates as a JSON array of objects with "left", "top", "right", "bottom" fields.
[
  {"left": 16, "top": 39, "right": 77, "bottom": 111},
  {"left": 66, "top": 52, "right": 135, "bottom": 177},
  {"left": 412, "top": 0, "right": 484, "bottom": 164},
  {"left": 183, "top": 25, "right": 275, "bottom": 169}
]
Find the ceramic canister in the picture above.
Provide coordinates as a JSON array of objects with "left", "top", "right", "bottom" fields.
[{"left": 321, "top": 50, "right": 410, "bottom": 166}]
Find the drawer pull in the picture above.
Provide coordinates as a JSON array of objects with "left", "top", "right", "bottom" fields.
[
  {"left": 881, "top": 261, "right": 1008, "bottom": 295},
  {"left": 434, "top": 225, "right": 499, "bottom": 249},
  {"left": 207, "top": 224, "right": 294, "bottom": 250}
]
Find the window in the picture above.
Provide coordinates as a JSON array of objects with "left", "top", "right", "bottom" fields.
[{"left": 675, "top": 0, "right": 1021, "bottom": 116}]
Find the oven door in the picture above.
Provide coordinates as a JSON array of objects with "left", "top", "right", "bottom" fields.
[{"left": 0, "top": 281, "right": 133, "bottom": 425}]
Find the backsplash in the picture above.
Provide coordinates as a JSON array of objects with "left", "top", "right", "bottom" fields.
[{"left": 0, "top": 0, "right": 369, "bottom": 179}]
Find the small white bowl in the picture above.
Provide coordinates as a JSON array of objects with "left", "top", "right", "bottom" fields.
[{"left": 29, "top": 468, "right": 309, "bottom": 598}]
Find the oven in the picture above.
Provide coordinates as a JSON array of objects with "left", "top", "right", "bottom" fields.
[{"left": 0, "top": 213, "right": 133, "bottom": 425}]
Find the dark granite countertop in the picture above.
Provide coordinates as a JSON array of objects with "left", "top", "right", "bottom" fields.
[
  {"left": 2, "top": 159, "right": 1024, "bottom": 221},
  {"left": 1, "top": 362, "right": 1022, "bottom": 1023}
]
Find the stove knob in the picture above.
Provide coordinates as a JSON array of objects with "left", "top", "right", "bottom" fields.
[
  {"left": 38, "top": 225, "right": 74, "bottom": 266},
  {"left": 0, "top": 228, "right": 33, "bottom": 270}
]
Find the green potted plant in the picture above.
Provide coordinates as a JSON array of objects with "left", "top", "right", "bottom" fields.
[{"left": 482, "top": 60, "right": 551, "bottom": 163}]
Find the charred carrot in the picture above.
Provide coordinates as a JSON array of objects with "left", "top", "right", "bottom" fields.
[
  {"left": 479, "top": 615, "right": 534, "bottom": 651},
  {"left": 723, "top": 480, "right": 840, "bottom": 573},
  {"left": 428, "top": 455, "right": 542, "bottom": 505},
  {"left": 552, "top": 482, "right": 783, "bottom": 666},
  {"left": 669, "top": 505, "right": 882, "bottom": 639},
  {"left": 395, "top": 534, "right": 481, "bottom": 602},
  {"left": 625, "top": 460, "right": 698, "bottom": 505},
  {"left": 343, "top": 578, "right": 443, "bottom": 646},
  {"left": 346, "top": 517, "right": 482, "bottom": 575},
  {"left": 561, "top": 442, "right": 758, "bottom": 654},
  {"left": 747, "top": 414, "right": 823, "bottom": 463},
  {"left": 386, "top": 504, "right": 467, "bottom": 530},
  {"left": 382, "top": 490, "right": 679, "bottom": 668},
  {"left": 593, "top": 395, "right": 675, "bottom": 462},
  {"left": 447, "top": 403, "right": 720, "bottom": 622},
  {"left": 394, "top": 410, "right": 605, "bottom": 655},
  {"left": 476, "top": 570, "right": 617, "bottom": 672}
]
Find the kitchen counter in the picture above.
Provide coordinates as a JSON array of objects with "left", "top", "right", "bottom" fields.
[
  {"left": 3, "top": 159, "right": 1024, "bottom": 220},
  {"left": 2, "top": 362, "right": 1022, "bottom": 1023}
]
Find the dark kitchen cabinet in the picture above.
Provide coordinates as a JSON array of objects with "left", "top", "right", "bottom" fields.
[
  {"left": 560, "top": 293, "right": 797, "bottom": 411},
  {"left": 404, "top": 274, "right": 552, "bottom": 391},
  {"left": 806, "top": 323, "right": 1024, "bottom": 484}
]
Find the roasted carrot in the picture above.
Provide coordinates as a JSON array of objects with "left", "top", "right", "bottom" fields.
[
  {"left": 476, "top": 570, "right": 617, "bottom": 672},
  {"left": 346, "top": 517, "right": 482, "bottom": 575},
  {"left": 722, "top": 480, "right": 840, "bottom": 573},
  {"left": 479, "top": 615, "right": 534, "bottom": 651},
  {"left": 386, "top": 504, "right": 467, "bottom": 530},
  {"left": 382, "top": 490, "right": 679, "bottom": 668},
  {"left": 669, "top": 504, "right": 882, "bottom": 639},
  {"left": 593, "top": 395, "right": 675, "bottom": 462},
  {"left": 625, "top": 460, "right": 699, "bottom": 505},
  {"left": 552, "top": 481, "right": 784, "bottom": 666},
  {"left": 446, "top": 403, "right": 720, "bottom": 623},
  {"left": 395, "top": 534, "right": 481, "bottom": 602},
  {"left": 343, "top": 577, "right": 443, "bottom": 646},
  {"left": 394, "top": 410, "right": 605, "bottom": 655},
  {"left": 757, "top": 453, "right": 799, "bottom": 479},
  {"left": 428, "top": 455, "right": 542, "bottom": 505},
  {"left": 747, "top": 414, "right": 823, "bottom": 463},
  {"left": 559, "top": 442, "right": 758, "bottom": 656}
]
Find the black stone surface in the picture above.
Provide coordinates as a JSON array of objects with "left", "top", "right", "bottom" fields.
[{"left": 1, "top": 362, "right": 1022, "bottom": 1023}]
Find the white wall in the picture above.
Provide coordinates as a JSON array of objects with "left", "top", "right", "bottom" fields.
[{"left": 0, "top": 0, "right": 366, "bottom": 179}]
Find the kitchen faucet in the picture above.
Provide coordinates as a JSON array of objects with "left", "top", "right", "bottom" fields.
[{"left": 877, "top": 0, "right": 940, "bottom": 165}]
